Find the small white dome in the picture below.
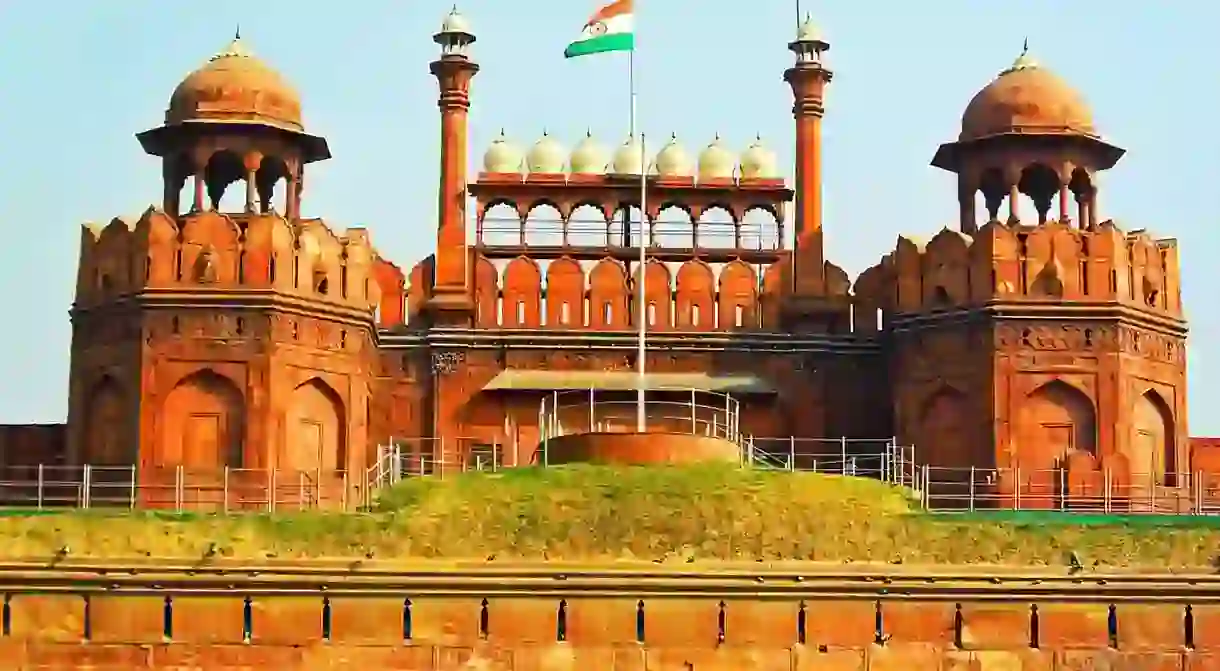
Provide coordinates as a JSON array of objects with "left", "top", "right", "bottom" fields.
[
  {"left": 440, "top": 6, "right": 473, "bottom": 36},
  {"left": 611, "top": 136, "right": 646, "bottom": 175},
  {"left": 652, "top": 134, "right": 693, "bottom": 177},
  {"left": 569, "top": 131, "right": 609, "bottom": 175},
  {"left": 697, "top": 134, "right": 736, "bottom": 180},
  {"left": 483, "top": 130, "right": 524, "bottom": 174},
  {"left": 526, "top": 132, "right": 566, "bottom": 174},
  {"left": 795, "top": 13, "right": 821, "bottom": 43},
  {"left": 740, "top": 135, "right": 779, "bottom": 179}
]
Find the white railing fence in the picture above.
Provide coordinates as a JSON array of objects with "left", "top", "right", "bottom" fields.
[
  {"left": 741, "top": 437, "right": 915, "bottom": 489},
  {"left": 538, "top": 389, "right": 743, "bottom": 448},
  {"left": 0, "top": 465, "right": 351, "bottom": 512},
  {"left": 919, "top": 465, "right": 1220, "bottom": 515}
]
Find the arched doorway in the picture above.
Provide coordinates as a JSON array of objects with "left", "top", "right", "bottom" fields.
[
  {"left": 84, "top": 376, "right": 127, "bottom": 466},
  {"left": 285, "top": 378, "right": 345, "bottom": 473},
  {"left": 1017, "top": 381, "right": 1097, "bottom": 507},
  {"left": 158, "top": 370, "right": 245, "bottom": 470},
  {"left": 918, "top": 387, "right": 971, "bottom": 509},
  {"left": 919, "top": 387, "right": 969, "bottom": 468},
  {"left": 1132, "top": 390, "right": 1176, "bottom": 487}
]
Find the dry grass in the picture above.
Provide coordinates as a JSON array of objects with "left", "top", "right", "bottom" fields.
[{"left": 0, "top": 464, "right": 1217, "bottom": 568}]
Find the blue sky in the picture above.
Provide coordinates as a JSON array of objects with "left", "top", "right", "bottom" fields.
[{"left": 0, "top": 1, "right": 1216, "bottom": 431}]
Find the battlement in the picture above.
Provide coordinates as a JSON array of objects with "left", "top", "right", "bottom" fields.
[
  {"left": 853, "top": 219, "right": 1183, "bottom": 326},
  {"left": 76, "top": 208, "right": 383, "bottom": 317}
]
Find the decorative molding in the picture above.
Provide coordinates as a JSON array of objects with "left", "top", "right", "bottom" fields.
[{"left": 430, "top": 351, "right": 465, "bottom": 375}]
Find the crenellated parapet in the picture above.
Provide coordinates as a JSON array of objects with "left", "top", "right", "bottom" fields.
[
  {"left": 75, "top": 208, "right": 382, "bottom": 318},
  {"left": 854, "top": 218, "right": 1183, "bottom": 321}
]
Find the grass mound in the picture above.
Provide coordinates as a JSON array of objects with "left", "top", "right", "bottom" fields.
[{"left": 0, "top": 464, "right": 1216, "bottom": 568}]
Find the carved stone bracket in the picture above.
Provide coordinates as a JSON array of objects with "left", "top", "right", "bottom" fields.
[{"left": 431, "top": 351, "right": 465, "bottom": 375}]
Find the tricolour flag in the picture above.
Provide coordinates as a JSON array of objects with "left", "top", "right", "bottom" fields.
[{"left": 564, "top": 0, "right": 634, "bottom": 59}]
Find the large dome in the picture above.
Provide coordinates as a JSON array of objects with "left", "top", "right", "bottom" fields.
[
  {"left": 959, "top": 50, "right": 1095, "bottom": 141},
  {"left": 166, "top": 35, "right": 304, "bottom": 132}
]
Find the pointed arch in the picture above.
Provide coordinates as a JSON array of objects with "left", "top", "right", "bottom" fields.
[
  {"left": 1132, "top": 390, "right": 1176, "bottom": 487},
  {"left": 717, "top": 260, "right": 758, "bottom": 330},
  {"left": 1017, "top": 380, "right": 1096, "bottom": 471},
  {"left": 157, "top": 369, "right": 245, "bottom": 469},
  {"left": 545, "top": 257, "right": 584, "bottom": 328},
  {"left": 502, "top": 257, "right": 543, "bottom": 327},
  {"left": 588, "top": 258, "right": 629, "bottom": 329},
  {"left": 84, "top": 376, "right": 128, "bottom": 465},
  {"left": 285, "top": 378, "right": 347, "bottom": 473},
  {"left": 760, "top": 259, "right": 789, "bottom": 329},
  {"left": 473, "top": 255, "right": 499, "bottom": 326},
  {"left": 918, "top": 386, "right": 969, "bottom": 469},
  {"left": 674, "top": 260, "right": 714, "bottom": 330},
  {"left": 634, "top": 260, "right": 672, "bottom": 330}
]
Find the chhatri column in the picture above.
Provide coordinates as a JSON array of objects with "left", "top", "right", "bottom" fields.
[
  {"left": 784, "top": 14, "right": 833, "bottom": 298},
  {"left": 428, "top": 7, "right": 479, "bottom": 319}
]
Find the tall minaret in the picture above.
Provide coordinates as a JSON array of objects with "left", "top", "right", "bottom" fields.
[
  {"left": 428, "top": 7, "right": 479, "bottom": 325},
  {"left": 783, "top": 14, "right": 832, "bottom": 302}
]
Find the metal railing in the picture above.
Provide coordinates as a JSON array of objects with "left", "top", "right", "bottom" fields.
[
  {"left": 538, "top": 388, "right": 742, "bottom": 448},
  {"left": 742, "top": 437, "right": 916, "bottom": 488},
  {"left": 920, "top": 465, "right": 1220, "bottom": 515},
  {"left": 367, "top": 436, "right": 507, "bottom": 490},
  {"left": 0, "top": 465, "right": 352, "bottom": 512}
]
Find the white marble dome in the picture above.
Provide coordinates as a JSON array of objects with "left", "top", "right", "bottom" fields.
[
  {"left": 740, "top": 135, "right": 779, "bottom": 179},
  {"left": 526, "top": 132, "right": 566, "bottom": 174},
  {"left": 569, "top": 131, "right": 609, "bottom": 175},
  {"left": 697, "top": 134, "right": 736, "bottom": 180},
  {"left": 611, "top": 136, "right": 646, "bottom": 175},
  {"left": 483, "top": 130, "right": 524, "bottom": 174},
  {"left": 652, "top": 134, "right": 693, "bottom": 177}
]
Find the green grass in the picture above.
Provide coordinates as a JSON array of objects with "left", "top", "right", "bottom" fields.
[{"left": 0, "top": 464, "right": 1218, "bottom": 568}]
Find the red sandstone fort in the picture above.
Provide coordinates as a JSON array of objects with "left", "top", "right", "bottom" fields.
[{"left": 0, "top": 9, "right": 1211, "bottom": 510}]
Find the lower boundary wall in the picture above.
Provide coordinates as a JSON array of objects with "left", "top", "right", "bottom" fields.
[
  {"left": 1, "top": 563, "right": 1220, "bottom": 669},
  {"left": 0, "top": 641, "right": 1215, "bottom": 670},
  {"left": 0, "top": 594, "right": 1216, "bottom": 669}
]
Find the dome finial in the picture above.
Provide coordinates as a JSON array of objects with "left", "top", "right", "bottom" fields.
[
  {"left": 212, "top": 29, "right": 251, "bottom": 61},
  {"left": 1003, "top": 37, "right": 1038, "bottom": 74}
]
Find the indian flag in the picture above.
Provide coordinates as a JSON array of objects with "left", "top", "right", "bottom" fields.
[{"left": 564, "top": 0, "right": 634, "bottom": 59}]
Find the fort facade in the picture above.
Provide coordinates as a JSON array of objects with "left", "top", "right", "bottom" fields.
[{"left": 0, "top": 9, "right": 1203, "bottom": 509}]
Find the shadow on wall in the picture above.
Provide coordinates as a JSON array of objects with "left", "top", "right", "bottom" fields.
[{"left": 0, "top": 425, "right": 65, "bottom": 469}]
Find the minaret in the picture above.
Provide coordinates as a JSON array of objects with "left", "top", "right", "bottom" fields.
[
  {"left": 783, "top": 14, "right": 833, "bottom": 300},
  {"left": 427, "top": 7, "right": 480, "bottom": 325}
]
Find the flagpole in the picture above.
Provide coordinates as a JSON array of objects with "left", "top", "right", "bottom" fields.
[{"left": 630, "top": 48, "right": 647, "bottom": 433}]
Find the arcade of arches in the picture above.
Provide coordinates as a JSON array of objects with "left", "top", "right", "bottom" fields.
[
  {"left": 76, "top": 368, "right": 351, "bottom": 478},
  {"left": 915, "top": 379, "right": 1179, "bottom": 494}
]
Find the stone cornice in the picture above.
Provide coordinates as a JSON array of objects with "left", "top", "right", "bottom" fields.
[
  {"left": 71, "top": 289, "right": 377, "bottom": 333},
  {"left": 378, "top": 327, "right": 883, "bottom": 355},
  {"left": 887, "top": 301, "right": 1188, "bottom": 339},
  {"left": 0, "top": 560, "right": 1215, "bottom": 602}
]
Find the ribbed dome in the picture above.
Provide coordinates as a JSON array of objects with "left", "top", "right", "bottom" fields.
[
  {"left": 167, "top": 34, "right": 303, "bottom": 132},
  {"left": 697, "top": 134, "right": 736, "bottom": 180},
  {"left": 740, "top": 135, "right": 779, "bottom": 179},
  {"left": 569, "top": 131, "right": 609, "bottom": 175},
  {"left": 959, "top": 47, "right": 1095, "bottom": 141},
  {"left": 653, "top": 134, "right": 694, "bottom": 177},
  {"left": 483, "top": 130, "right": 524, "bottom": 174},
  {"left": 611, "top": 137, "right": 646, "bottom": 175},
  {"left": 526, "top": 132, "right": 566, "bottom": 174}
]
